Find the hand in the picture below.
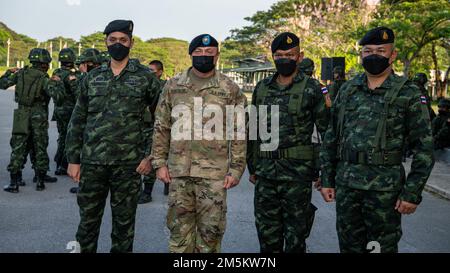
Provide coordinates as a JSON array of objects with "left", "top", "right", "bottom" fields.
[
  {"left": 136, "top": 158, "right": 152, "bottom": 175},
  {"left": 313, "top": 178, "right": 322, "bottom": 190},
  {"left": 51, "top": 75, "right": 61, "bottom": 81},
  {"left": 156, "top": 166, "right": 171, "bottom": 183},
  {"left": 68, "top": 163, "right": 81, "bottom": 183},
  {"left": 79, "top": 63, "right": 88, "bottom": 73},
  {"left": 320, "top": 187, "right": 335, "bottom": 202},
  {"left": 68, "top": 75, "right": 77, "bottom": 81},
  {"left": 395, "top": 200, "right": 418, "bottom": 214},
  {"left": 224, "top": 175, "right": 239, "bottom": 189},
  {"left": 8, "top": 67, "right": 19, "bottom": 73},
  {"left": 249, "top": 174, "right": 257, "bottom": 185}
]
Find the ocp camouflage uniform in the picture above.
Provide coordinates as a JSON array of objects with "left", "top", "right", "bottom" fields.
[
  {"left": 320, "top": 73, "right": 435, "bottom": 253},
  {"left": 65, "top": 58, "right": 161, "bottom": 252},
  {"left": 247, "top": 71, "right": 329, "bottom": 253},
  {"left": 151, "top": 68, "right": 247, "bottom": 253},
  {"left": 0, "top": 66, "right": 64, "bottom": 182}
]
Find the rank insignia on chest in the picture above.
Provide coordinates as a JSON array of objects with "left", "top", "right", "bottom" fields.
[
  {"left": 420, "top": 95, "right": 427, "bottom": 104},
  {"left": 321, "top": 87, "right": 328, "bottom": 94}
]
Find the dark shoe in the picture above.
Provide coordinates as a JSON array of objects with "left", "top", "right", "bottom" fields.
[
  {"left": 69, "top": 187, "right": 79, "bottom": 194},
  {"left": 33, "top": 174, "right": 58, "bottom": 183},
  {"left": 4, "top": 173, "right": 19, "bottom": 193},
  {"left": 164, "top": 183, "right": 169, "bottom": 196},
  {"left": 17, "top": 172, "right": 25, "bottom": 186},
  {"left": 35, "top": 172, "right": 46, "bottom": 191},
  {"left": 138, "top": 191, "right": 152, "bottom": 204},
  {"left": 55, "top": 166, "right": 67, "bottom": 176}
]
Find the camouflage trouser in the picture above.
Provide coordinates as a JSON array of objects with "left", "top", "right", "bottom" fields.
[
  {"left": 254, "top": 176, "right": 316, "bottom": 253},
  {"left": 142, "top": 124, "right": 156, "bottom": 186},
  {"left": 336, "top": 185, "right": 402, "bottom": 253},
  {"left": 142, "top": 171, "right": 156, "bottom": 186},
  {"left": 167, "top": 177, "right": 227, "bottom": 253},
  {"left": 7, "top": 115, "right": 49, "bottom": 174},
  {"left": 53, "top": 109, "right": 71, "bottom": 168},
  {"left": 76, "top": 164, "right": 141, "bottom": 253}
]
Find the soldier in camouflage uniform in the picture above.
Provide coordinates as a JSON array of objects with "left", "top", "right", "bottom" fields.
[
  {"left": 99, "top": 51, "right": 111, "bottom": 65},
  {"left": 247, "top": 33, "right": 329, "bottom": 253},
  {"left": 432, "top": 98, "right": 450, "bottom": 150},
  {"left": 298, "top": 57, "right": 315, "bottom": 77},
  {"left": 0, "top": 48, "right": 64, "bottom": 192},
  {"left": 320, "top": 27, "right": 435, "bottom": 253},
  {"left": 151, "top": 34, "right": 247, "bottom": 253},
  {"left": 413, "top": 73, "right": 435, "bottom": 120},
  {"left": 138, "top": 60, "right": 165, "bottom": 204},
  {"left": 52, "top": 48, "right": 81, "bottom": 176},
  {"left": 65, "top": 20, "right": 161, "bottom": 252},
  {"left": 327, "top": 66, "right": 346, "bottom": 103}
]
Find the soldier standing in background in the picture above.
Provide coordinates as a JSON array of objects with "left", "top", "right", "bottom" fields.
[{"left": 0, "top": 48, "right": 64, "bottom": 192}]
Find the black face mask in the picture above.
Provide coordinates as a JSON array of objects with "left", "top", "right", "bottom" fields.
[
  {"left": 87, "top": 64, "right": 97, "bottom": 72},
  {"left": 33, "top": 63, "right": 49, "bottom": 72},
  {"left": 362, "top": 54, "right": 391, "bottom": 75},
  {"left": 107, "top": 43, "right": 130, "bottom": 61},
  {"left": 192, "top": 56, "right": 215, "bottom": 73},
  {"left": 275, "top": 58, "right": 297, "bottom": 76}
]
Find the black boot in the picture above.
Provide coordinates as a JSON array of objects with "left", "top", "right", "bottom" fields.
[
  {"left": 33, "top": 173, "right": 58, "bottom": 183},
  {"left": 55, "top": 166, "right": 67, "bottom": 176},
  {"left": 35, "top": 171, "right": 46, "bottom": 191},
  {"left": 4, "top": 173, "right": 19, "bottom": 193},
  {"left": 164, "top": 183, "right": 169, "bottom": 196},
  {"left": 17, "top": 171, "right": 25, "bottom": 186}
]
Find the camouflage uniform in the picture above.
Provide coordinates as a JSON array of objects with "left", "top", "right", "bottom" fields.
[
  {"left": 432, "top": 99, "right": 450, "bottom": 149},
  {"left": 247, "top": 71, "right": 329, "bottom": 253},
  {"left": 320, "top": 73, "right": 435, "bottom": 253},
  {"left": 0, "top": 48, "right": 64, "bottom": 192},
  {"left": 151, "top": 68, "right": 247, "bottom": 253},
  {"left": 52, "top": 49, "right": 81, "bottom": 174},
  {"left": 140, "top": 78, "right": 166, "bottom": 199},
  {"left": 413, "top": 73, "right": 435, "bottom": 121},
  {"left": 65, "top": 58, "right": 161, "bottom": 252}
]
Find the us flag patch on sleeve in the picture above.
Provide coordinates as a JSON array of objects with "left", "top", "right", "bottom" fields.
[
  {"left": 420, "top": 95, "right": 427, "bottom": 104},
  {"left": 321, "top": 87, "right": 328, "bottom": 94}
]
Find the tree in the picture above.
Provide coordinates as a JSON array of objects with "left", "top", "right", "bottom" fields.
[{"left": 370, "top": 0, "right": 450, "bottom": 76}]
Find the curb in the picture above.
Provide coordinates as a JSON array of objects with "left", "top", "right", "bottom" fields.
[{"left": 425, "top": 184, "right": 450, "bottom": 200}]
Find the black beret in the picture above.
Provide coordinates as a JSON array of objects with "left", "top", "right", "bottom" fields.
[
  {"left": 189, "top": 34, "right": 218, "bottom": 55},
  {"left": 359, "top": 26, "right": 394, "bottom": 46},
  {"left": 104, "top": 20, "right": 134, "bottom": 37},
  {"left": 271, "top": 32, "right": 300, "bottom": 53}
]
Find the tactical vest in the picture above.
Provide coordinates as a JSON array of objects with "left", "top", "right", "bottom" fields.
[
  {"left": 255, "top": 75, "right": 316, "bottom": 161},
  {"left": 336, "top": 76, "right": 408, "bottom": 166},
  {"left": 14, "top": 67, "right": 47, "bottom": 107}
]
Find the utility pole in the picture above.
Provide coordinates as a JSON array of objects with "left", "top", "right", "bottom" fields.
[{"left": 6, "top": 38, "right": 11, "bottom": 67}]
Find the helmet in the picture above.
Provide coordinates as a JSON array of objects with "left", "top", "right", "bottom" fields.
[
  {"left": 298, "top": 58, "right": 314, "bottom": 74},
  {"left": 28, "top": 48, "right": 52, "bottom": 63},
  {"left": 58, "top": 48, "right": 76, "bottom": 63},
  {"left": 99, "top": 51, "right": 110, "bottom": 63},
  {"left": 333, "top": 66, "right": 345, "bottom": 79},
  {"left": 438, "top": 98, "right": 450, "bottom": 109},
  {"left": 79, "top": 48, "right": 101, "bottom": 64}
]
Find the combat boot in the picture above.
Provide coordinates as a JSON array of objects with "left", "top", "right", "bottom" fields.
[
  {"left": 33, "top": 173, "right": 58, "bottom": 183},
  {"left": 4, "top": 173, "right": 19, "bottom": 193},
  {"left": 17, "top": 171, "right": 26, "bottom": 186},
  {"left": 35, "top": 171, "right": 46, "bottom": 191},
  {"left": 138, "top": 183, "right": 154, "bottom": 204},
  {"left": 55, "top": 166, "right": 67, "bottom": 176}
]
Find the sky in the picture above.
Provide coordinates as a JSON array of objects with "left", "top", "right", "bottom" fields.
[{"left": 0, "top": 0, "right": 278, "bottom": 42}]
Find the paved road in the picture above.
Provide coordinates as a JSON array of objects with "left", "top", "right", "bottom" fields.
[{"left": 0, "top": 89, "right": 449, "bottom": 253}]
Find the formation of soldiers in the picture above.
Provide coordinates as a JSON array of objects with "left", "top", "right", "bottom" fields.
[{"left": 0, "top": 19, "right": 441, "bottom": 253}]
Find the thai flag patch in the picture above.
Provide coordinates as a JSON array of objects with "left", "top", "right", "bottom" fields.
[
  {"left": 420, "top": 95, "right": 427, "bottom": 104},
  {"left": 321, "top": 87, "right": 328, "bottom": 94}
]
